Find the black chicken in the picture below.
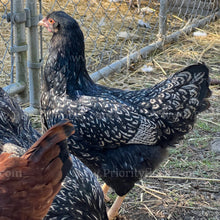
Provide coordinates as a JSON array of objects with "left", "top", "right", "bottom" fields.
[
  {"left": 0, "top": 87, "right": 108, "bottom": 220},
  {"left": 39, "top": 11, "right": 211, "bottom": 219}
]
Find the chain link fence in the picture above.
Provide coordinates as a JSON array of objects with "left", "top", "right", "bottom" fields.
[
  {"left": 0, "top": 0, "right": 219, "bottom": 113},
  {"left": 0, "top": 0, "right": 12, "bottom": 85},
  {"left": 40, "top": 1, "right": 161, "bottom": 74}
]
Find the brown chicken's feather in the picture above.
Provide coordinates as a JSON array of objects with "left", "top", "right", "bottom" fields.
[{"left": 0, "top": 120, "right": 74, "bottom": 220}]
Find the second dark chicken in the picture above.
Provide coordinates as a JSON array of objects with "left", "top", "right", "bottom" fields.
[
  {"left": 0, "top": 87, "right": 108, "bottom": 220},
  {"left": 39, "top": 11, "right": 211, "bottom": 219}
]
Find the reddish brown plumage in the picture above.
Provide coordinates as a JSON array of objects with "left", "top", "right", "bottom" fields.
[{"left": 0, "top": 120, "right": 74, "bottom": 220}]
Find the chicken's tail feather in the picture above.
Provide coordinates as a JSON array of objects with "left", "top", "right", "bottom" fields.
[
  {"left": 22, "top": 119, "right": 74, "bottom": 181},
  {"left": 0, "top": 120, "right": 74, "bottom": 218},
  {"left": 22, "top": 119, "right": 74, "bottom": 160},
  {"left": 181, "top": 62, "right": 211, "bottom": 113},
  {"left": 141, "top": 63, "right": 212, "bottom": 147}
]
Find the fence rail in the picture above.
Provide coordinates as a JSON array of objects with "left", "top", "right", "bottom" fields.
[{"left": 0, "top": 0, "right": 219, "bottom": 114}]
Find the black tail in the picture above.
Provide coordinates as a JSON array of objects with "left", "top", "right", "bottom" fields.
[
  {"left": 171, "top": 63, "right": 211, "bottom": 102},
  {"left": 181, "top": 63, "right": 211, "bottom": 112},
  {"left": 144, "top": 63, "right": 212, "bottom": 147}
]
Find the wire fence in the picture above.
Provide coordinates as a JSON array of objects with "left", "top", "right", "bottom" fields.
[
  {"left": 0, "top": 0, "right": 219, "bottom": 113},
  {"left": 0, "top": 0, "right": 11, "bottom": 85}
]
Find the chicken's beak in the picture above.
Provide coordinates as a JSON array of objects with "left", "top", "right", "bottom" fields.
[{"left": 38, "top": 17, "right": 47, "bottom": 27}]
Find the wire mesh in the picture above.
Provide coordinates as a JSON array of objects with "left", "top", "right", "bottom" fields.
[
  {"left": 40, "top": 0, "right": 160, "bottom": 74},
  {"left": 39, "top": 0, "right": 219, "bottom": 75},
  {"left": 0, "top": 0, "right": 13, "bottom": 86},
  {"left": 166, "top": 0, "right": 219, "bottom": 33},
  {"left": 0, "top": 0, "right": 219, "bottom": 89}
]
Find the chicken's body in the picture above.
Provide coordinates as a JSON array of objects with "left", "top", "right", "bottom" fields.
[
  {"left": 0, "top": 120, "right": 73, "bottom": 220},
  {"left": 41, "top": 62, "right": 211, "bottom": 196},
  {"left": 45, "top": 154, "right": 107, "bottom": 219},
  {"left": 39, "top": 11, "right": 211, "bottom": 219},
  {"left": 0, "top": 87, "right": 108, "bottom": 220},
  {"left": 0, "top": 89, "right": 40, "bottom": 151}
]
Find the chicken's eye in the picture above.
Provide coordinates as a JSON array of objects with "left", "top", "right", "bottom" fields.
[{"left": 48, "top": 18, "right": 55, "bottom": 24}]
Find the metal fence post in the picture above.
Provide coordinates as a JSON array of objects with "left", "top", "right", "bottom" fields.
[
  {"left": 24, "top": 0, "right": 40, "bottom": 115},
  {"left": 158, "top": 0, "right": 168, "bottom": 39},
  {"left": 4, "top": 0, "right": 28, "bottom": 102}
]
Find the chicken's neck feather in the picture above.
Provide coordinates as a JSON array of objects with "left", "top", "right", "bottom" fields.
[{"left": 42, "top": 31, "right": 95, "bottom": 97}]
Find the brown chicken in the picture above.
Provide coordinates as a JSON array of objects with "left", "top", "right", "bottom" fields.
[{"left": 0, "top": 120, "right": 74, "bottom": 220}]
